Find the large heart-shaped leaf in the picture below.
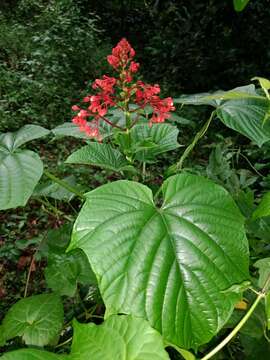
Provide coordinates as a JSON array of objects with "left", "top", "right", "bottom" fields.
[
  {"left": 174, "top": 85, "right": 261, "bottom": 106},
  {"left": 68, "top": 173, "right": 249, "bottom": 349},
  {"left": 66, "top": 142, "right": 134, "bottom": 172},
  {"left": 0, "top": 149, "right": 43, "bottom": 210},
  {"left": 174, "top": 85, "right": 270, "bottom": 147},
  {"left": 130, "top": 123, "right": 180, "bottom": 162},
  {"left": 2, "top": 315, "right": 169, "bottom": 360},
  {"left": 0, "top": 126, "right": 49, "bottom": 210},
  {"left": 217, "top": 98, "right": 270, "bottom": 147},
  {"left": 0, "top": 125, "right": 50, "bottom": 150},
  {"left": 0, "top": 293, "right": 64, "bottom": 346}
]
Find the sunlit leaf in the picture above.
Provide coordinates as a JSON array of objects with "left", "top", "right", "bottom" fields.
[{"left": 69, "top": 173, "right": 249, "bottom": 349}]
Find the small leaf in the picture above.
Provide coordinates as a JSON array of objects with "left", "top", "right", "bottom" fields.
[
  {"left": 0, "top": 293, "right": 64, "bottom": 346},
  {"left": 253, "top": 192, "right": 270, "bottom": 220},
  {"left": 233, "top": 0, "right": 251, "bottom": 11},
  {"left": 167, "top": 346, "right": 196, "bottom": 360},
  {"left": 252, "top": 76, "right": 270, "bottom": 92},
  {"left": 66, "top": 142, "right": 133, "bottom": 172},
  {"left": 45, "top": 249, "right": 96, "bottom": 297},
  {"left": 52, "top": 122, "right": 90, "bottom": 139},
  {"left": 69, "top": 173, "right": 249, "bottom": 349},
  {"left": 44, "top": 224, "right": 96, "bottom": 296},
  {"left": 34, "top": 175, "right": 79, "bottom": 201},
  {"left": 221, "top": 280, "right": 251, "bottom": 294},
  {"left": 46, "top": 224, "right": 73, "bottom": 253},
  {"left": 254, "top": 258, "right": 270, "bottom": 288},
  {"left": 130, "top": 123, "right": 180, "bottom": 162}
]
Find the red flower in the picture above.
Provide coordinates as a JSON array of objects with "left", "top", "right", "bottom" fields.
[
  {"left": 71, "top": 38, "right": 175, "bottom": 139},
  {"left": 92, "top": 75, "right": 116, "bottom": 94},
  {"left": 107, "top": 38, "right": 136, "bottom": 70},
  {"left": 129, "top": 61, "right": 140, "bottom": 73},
  {"left": 150, "top": 97, "right": 175, "bottom": 124},
  {"left": 89, "top": 94, "right": 115, "bottom": 117}
]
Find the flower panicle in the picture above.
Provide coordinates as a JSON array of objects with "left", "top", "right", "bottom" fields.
[{"left": 71, "top": 38, "right": 174, "bottom": 139}]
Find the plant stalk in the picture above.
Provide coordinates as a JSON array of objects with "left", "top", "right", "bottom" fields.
[
  {"left": 43, "top": 170, "right": 85, "bottom": 200},
  {"left": 142, "top": 162, "right": 146, "bottom": 181},
  {"left": 37, "top": 198, "right": 74, "bottom": 222},
  {"left": 201, "top": 274, "right": 270, "bottom": 360},
  {"left": 176, "top": 110, "right": 216, "bottom": 171}
]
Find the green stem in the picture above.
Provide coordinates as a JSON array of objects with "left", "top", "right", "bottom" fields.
[
  {"left": 55, "top": 337, "right": 72, "bottom": 349},
  {"left": 43, "top": 170, "right": 85, "bottom": 200},
  {"left": 201, "top": 274, "right": 270, "bottom": 360},
  {"left": 176, "top": 110, "right": 216, "bottom": 171},
  {"left": 37, "top": 198, "right": 73, "bottom": 222},
  {"left": 142, "top": 162, "right": 146, "bottom": 181}
]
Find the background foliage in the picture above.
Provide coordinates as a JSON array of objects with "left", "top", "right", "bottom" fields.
[{"left": 1, "top": 0, "right": 270, "bottom": 131}]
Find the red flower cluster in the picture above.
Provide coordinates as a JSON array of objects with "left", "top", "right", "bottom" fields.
[
  {"left": 71, "top": 38, "right": 174, "bottom": 138},
  {"left": 135, "top": 81, "right": 174, "bottom": 124}
]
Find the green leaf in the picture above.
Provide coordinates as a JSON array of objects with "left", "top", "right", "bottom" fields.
[
  {"left": 221, "top": 280, "right": 251, "bottom": 294},
  {"left": 253, "top": 192, "right": 270, "bottom": 220},
  {"left": 254, "top": 258, "right": 270, "bottom": 288},
  {"left": 66, "top": 142, "right": 133, "bottom": 172},
  {"left": 52, "top": 117, "right": 124, "bottom": 140},
  {"left": 0, "top": 126, "right": 48, "bottom": 210},
  {"left": 0, "top": 149, "right": 43, "bottom": 210},
  {"left": 168, "top": 346, "right": 196, "bottom": 360},
  {"left": 0, "top": 293, "right": 64, "bottom": 346},
  {"left": 33, "top": 175, "right": 78, "bottom": 201},
  {"left": 0, "top": 125, "right": 50, "bottom": 151},
  {"left": 1, "top": 349, "right": 68, "bottom": 360},
  {"left": 233, "top": 0, "right": 251, "bottom": 12},
  {"left": 46, "top": 224, "right": 73, "bottom": 253},
  {"left": 240, "top": 334, "right": 270, "bottom": 359},
  {"left": 216, "top": 97, "right": 270, "bottom": 147},
  {"left": 174, "top": 85, "right": 260, "bottom": 106},
  {"left": 252, "top": 76, "right": 270, "bottom": 93},
  {"left": 130, "top": 123, "right": 180, "bottom": 162},
  {"left": 169, "top": 113, "right": 194, "bottom": 126},
  {"left": 69, "top": 173, "right": 249, "bottom": 349},
  {"left": 2, "top": 315, "right": 169, "bottom": 360},
  {"left": 45, "top": 249, "right": 96, "bottom": 297},
  {"left": 44, "top": 224, "right": 96, "bottom": 296},
  {"left": 71, "top": 315, "right": 169, "bottom": 359},
  {"left": 174, "top": 85, "right": 270, "bottom": 147},
  {"left": 266, "top": 292, "right": 270, "bottom": 330},
  {"left": 52, "top": 122, "right": 90, "bottom": 139}
]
